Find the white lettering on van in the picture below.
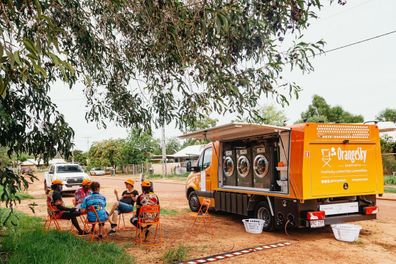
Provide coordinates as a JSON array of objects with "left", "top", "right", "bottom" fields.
[{"left": 337, "top": 147, "right": 367, "bottom": 163}]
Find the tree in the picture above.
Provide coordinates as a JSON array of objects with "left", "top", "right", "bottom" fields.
[
  {"left": 237, "top": 105, "right": 287, "bottom": 126},
  {"left": 0, "top": 147, "right": 12, "bottom": 168},
  {"left": 182, "top": 116, "right": 218, "bottom": 148},
  {"left": 377, "top": 108, "right": 396, "bottom": 122},
  {"left": 166, "top": 138, "right": 181, "bottom": 155},
  {"left": 298, "top": 95, "right": 364, "bottom": 123},
  {"left": 0, "top": 1, "right": 343, "bottom": 214},
  {"left": 121, "top": 129, "right": 159, "bottom": 165},
  {"left": 70, "top": 150, "right": 88, "bottom": 166},
  {"left": 88, "top": 139, "right": 124, "bottom": 169}
]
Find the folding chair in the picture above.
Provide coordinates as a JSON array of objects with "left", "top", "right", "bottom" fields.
[
  {"left": 135, "top": 205, "right": 161, "bottom": 245},
  {"left": 84, "top": 205, "right": 108, "bottom": 241},
  {"left": 44, "top": 202, "right": 62, "bottom": 230},
  {"left": 118, "top": 211, "right": 135, "bottom": 231},
  {"left": 192, "top": 198, "right": 214, "bottom": 235}
]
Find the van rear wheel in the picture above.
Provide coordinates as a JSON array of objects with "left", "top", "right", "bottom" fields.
[
  {"left": 255, "top": 201, "right": 274, "bottom": 231},
  {"left": 188, "top": 191, "right": 200, "bottom": 212}
]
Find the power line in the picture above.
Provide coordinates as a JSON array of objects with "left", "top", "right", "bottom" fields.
[{"left": 323, "top": 29, "right": 396, "bottom": 54}]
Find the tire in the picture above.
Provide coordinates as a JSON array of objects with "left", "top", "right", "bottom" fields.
[
  {"left": 188, "top": 191, "right": 200, "bottom": 212},
  {"left": 254, "top": 201, "right": 274, "bottom": 231}
]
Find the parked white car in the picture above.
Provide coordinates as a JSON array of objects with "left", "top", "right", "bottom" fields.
[
  {"left": 89, "top": 168, "right": 106, "bottom": 176},
  {"left": 44, "top": 163, "right": 90, "bottom": 193}
]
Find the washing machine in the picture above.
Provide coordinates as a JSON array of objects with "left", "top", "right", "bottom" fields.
[
  {"left": 222, "top": 145, "right": 237, "bottom": 186},
  {"left": 236, "top": 147, "right": 253, "bottom": 187},
  {"left": 252, "top": 142, "right": 272, "bottom": 189}
]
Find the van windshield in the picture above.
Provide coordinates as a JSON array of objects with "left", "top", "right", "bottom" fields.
[{"left": 56, "top": 165, "right": 83, "bottom": 173}]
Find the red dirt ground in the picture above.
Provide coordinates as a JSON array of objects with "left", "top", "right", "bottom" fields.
[{"left": 16, "top": 174, "right": 396, "bottom": 264}]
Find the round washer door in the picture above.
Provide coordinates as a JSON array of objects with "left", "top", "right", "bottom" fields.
[
  {"left": 253, "top": 154, "right": 269, "bottom": 178},
  {"left": 223, "top": 157, "right": 235, "bottom": 177},
  {"left": 237, "top": 156, "right": 250, "bottom": 178}
]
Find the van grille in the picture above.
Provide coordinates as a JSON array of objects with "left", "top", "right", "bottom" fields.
[{"left": 316, "top": 125, "right": 370, "bottom": 139}]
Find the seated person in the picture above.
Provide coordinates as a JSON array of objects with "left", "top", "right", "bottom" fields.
[
  {"left": 80, "top": 181, "right": 108, "bottom": 238},
  {"left": 74, "top": 179, "right": 91, "bottom": 209},
  {"left": 108, "top": 178, "right": 139, "bottom": 235},
  {"left": 130, "top": 180, "right": 159, "bottom": 240},
  {"left": 47, "top": 179, "right": 87, "bottom": 235}
]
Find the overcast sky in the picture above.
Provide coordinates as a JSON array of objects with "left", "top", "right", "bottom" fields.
[{"left": 49, "top": 0, "right": 396, "bottom": 151}]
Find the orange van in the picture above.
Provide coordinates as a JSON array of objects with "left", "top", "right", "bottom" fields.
[{"left": 182, "top": 123, "right": 383, "bottom": 231}]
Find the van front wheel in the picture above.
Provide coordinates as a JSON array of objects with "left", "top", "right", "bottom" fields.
[
  {"left": 188, "top": 191, "right": 200, "bottom": 212},
  {"left": 255, "top": 201, "right": 274, "bottom": 231}
]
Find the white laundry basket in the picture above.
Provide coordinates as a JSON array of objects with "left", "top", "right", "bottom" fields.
[
  {"left": 331, "top": 224, "right": 362, "bottom": 242},
  {"left": 242, "top": 219, "right": 264, "bottom": 234}
]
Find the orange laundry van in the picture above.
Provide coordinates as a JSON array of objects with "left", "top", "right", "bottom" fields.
[{"left": 181, "top": 123, "right": 384, "bottom": 231}]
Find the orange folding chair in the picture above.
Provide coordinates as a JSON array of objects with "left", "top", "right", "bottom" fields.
[
  {"left": 118, "top": 211, "right": 135, "bottom": 231},
  {"left": 84, "top": 205, "right": 108, "bottom": 241},
  {"left": 192, "top": 198, "right": 214, "bottom": 235},
  {"left": 44, "top": 202, "right": 80, "bottom": 232},
  {"left": 134, "top": 205, "right": 161, "bottom": 244}
]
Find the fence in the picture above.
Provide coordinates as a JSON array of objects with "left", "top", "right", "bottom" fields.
[
  {"left": 122, "top": 162, "right": 185, "bottom": 175},
  {"left": 382, "top": 153, "right": 396, "bottom": 176}
]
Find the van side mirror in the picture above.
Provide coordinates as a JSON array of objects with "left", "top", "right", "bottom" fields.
[
  {"left": 186, "top": 161, "right": 192, "bottom": 172},
  {"left": 186, "top": 161, "right": 199, "bottom": 172}
]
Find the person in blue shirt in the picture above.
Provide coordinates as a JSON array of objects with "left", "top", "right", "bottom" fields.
[{"left": 80, "top": 181, "right": 108, "bottom": 238}]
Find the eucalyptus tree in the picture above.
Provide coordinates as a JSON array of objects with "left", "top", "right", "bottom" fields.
[{"left": 0, "top": 1, "right": 342, "bottom": 213}]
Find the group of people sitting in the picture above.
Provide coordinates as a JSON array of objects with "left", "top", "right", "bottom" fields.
[{"left": 47, "top": 178, "right": 159, "bottom": 239}]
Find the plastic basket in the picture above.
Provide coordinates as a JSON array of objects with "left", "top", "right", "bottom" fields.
[
  {"left": 331, "top": 224, "right": 362, "bottom": 242},
  {"left": 242, "top": 219, "right": 264, "bottom": 234}
]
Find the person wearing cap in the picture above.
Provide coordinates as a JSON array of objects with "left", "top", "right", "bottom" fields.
[
  {"left": 48, "top": 179, "right": 87, "bottom": 235},
  {"left": 107, "top": 178, "right": 139, "bottom": 235},
  {"left": 74, "top": 179, "right": 92, "bottom": 210},
  {"left": 130, "top": 180, "right": 159, "bottom": 240}
]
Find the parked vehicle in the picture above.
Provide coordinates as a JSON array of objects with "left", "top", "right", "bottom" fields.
[
  {"left": 44, "top": 163, "right": 90, "bottom": 193},
  {"left": 182, "top": 123, "right": 384, "bottom": 231},
  {"left": 89, "top": 168, "right": 106, "bottom": 176}
]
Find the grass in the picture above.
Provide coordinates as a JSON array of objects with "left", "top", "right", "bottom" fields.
[
  {"left": 384, "top": 186, "right": 396, "bottom": 193},
  {"left": 147, "top": 173, "right": 190, "bottom": 182},
  {"left": 160, "top": 208, "right": 179, "bottom": 216},
  {"left": 384, "top": 175, "right": 396, "bottom": 185},
  {"left": 162, "top": 245, "right": 189, "bottom": 264},
  {"left": 0, "top": 209, "right": 134, "bottom": 264},
  {"left": 0, "top": 186, "right": 34, "bottom": 200}
]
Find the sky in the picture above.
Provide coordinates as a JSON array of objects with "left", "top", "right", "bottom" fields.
[{"left": 49, "top": 0, "right": 396, "bottom": 151}]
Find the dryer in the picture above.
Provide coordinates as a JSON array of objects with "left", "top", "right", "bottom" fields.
[
  {"left": 222, "top": 145, "right": 237, "bottom": 186},
  {"left": 252, "top": 142, "right": 272, "bottom": 189},
  {"left": 236, "top": 147, "right": 253, "bottom": 187}
]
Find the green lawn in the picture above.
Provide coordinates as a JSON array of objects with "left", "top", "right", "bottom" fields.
[
  {"left": 384, "top": 186, "right": 396, "bottom": 193},
  {"left": 0, "top": 209, "right": 134, "bottom": 264}
]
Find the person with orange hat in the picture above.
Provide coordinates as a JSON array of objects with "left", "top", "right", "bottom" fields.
[
  {"left": 130, "top": 180, "right": 159, "bottom": 240},
  {"left": 74, "top": 178, "right": 92, "bottom": 210},
  {"left": 107, "top": 178, "right": 139, "bottom": 235},
  {"left": 48, "top": 179, "right": 87, "bottom": 235}
]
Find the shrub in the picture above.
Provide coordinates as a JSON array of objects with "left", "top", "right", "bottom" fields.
[{"left": 163, "top": 245, "right": 189, "bottom": 264}]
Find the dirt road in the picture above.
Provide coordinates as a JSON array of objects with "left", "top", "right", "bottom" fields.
[{"left": 17, "top": 174, "right": 396, "bottom": 264}]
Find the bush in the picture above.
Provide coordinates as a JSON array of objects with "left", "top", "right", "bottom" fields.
[
  {"left": 163, "top": 245, "right": 189, "bottom": 264},
  {"left": 0, "top": 209, "right": 134, "bottom": 264},
  {"left": 382, "top": 155, "right": 396, "bottom": 175},
  {"left": 384, "top": 176, "right": 396, "bottom": 185}
]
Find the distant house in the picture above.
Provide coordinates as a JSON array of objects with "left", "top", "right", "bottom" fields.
[
  {"left": 149, "top": 144, "right": 205, "bottom": 175},
  {"left": 20, "top": 159, "right": 38, "bottom": 171}
]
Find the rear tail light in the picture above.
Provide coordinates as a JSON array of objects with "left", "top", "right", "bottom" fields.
[
  {"left": 364, "top": 206, "right": 378, "bottom": 215},
  {"left": 307, "top": 211, "right": 325, "bottom": 220}
]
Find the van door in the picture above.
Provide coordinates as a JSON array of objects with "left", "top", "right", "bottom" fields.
[{"left": 199, "top": 147, "right": 213, "bottom": 191}]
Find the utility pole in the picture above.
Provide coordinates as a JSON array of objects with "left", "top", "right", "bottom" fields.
[{"left": 161, "top": 125, "right": 167, "bottom": 178}]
